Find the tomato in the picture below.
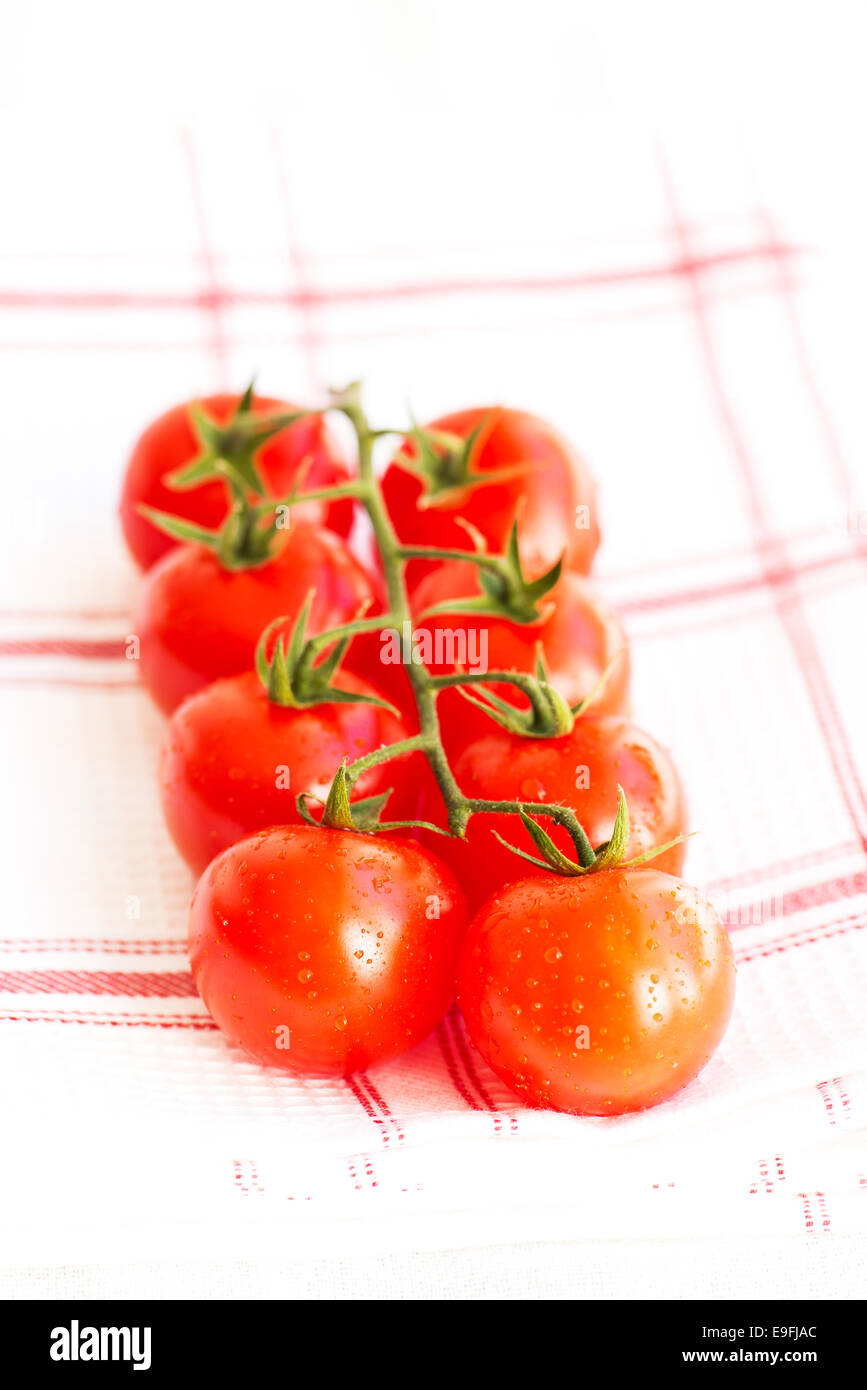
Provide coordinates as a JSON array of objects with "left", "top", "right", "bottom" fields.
[
  {"left": 417, "top": 716, "right": 687, "bottom": 911},
  {"left": 189, "top": 825, "right": 469, "bottom": 1075},
  {"left": 381, "top": 406, "right": 600, "bottom": 592},
  {"left": 134, "top": 521, "right": 378, "bottom": 716},
  {"left": 160, "top": 669, "right": 425, "bottom": 874},
  {"left": 403, "top": 562, "right": 631, "bottom": 752},
  {"left": 458, "top": 868, "right": 735, "bottom": 1115},
  {"left": 120, "top": 392, "right": 353, "bottom": 570}
]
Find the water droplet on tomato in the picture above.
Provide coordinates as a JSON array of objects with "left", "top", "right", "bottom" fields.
[{"left": 520, "top": 777, "right": 546, "bottom": 800}]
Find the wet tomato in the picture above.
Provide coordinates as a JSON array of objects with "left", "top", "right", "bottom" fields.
[
  {"left": 160, "top": 670, "right": 424, "bottom": 874},
  {"left": 417, "top": 715, "right": 687, "bottom": 912},
  {"left": 458, "top": 868, "right": 735, "bottom": 1115},
  {"left": 189, "top": 825, "right": 469, "bottom": 1075}
]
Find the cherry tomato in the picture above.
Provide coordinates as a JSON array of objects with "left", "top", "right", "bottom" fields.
[
  {"left": 160, "top": 669, "right": 427, "bottom": 874},
  {"left": 163, "top": 669, "right": 422, "bottom": 867},
  {"left": 405, "top": 562, "right": 631, "bottom": 752},
  {"left": 381, "top": 406, "right": 600, "bottom": 592},
  {"left": 189, "top": 825, "right": 469, "bottom": 1075},
  {"left": 120, "top": 393, "right": 353, "bottom": 570},
  {"left": 134, "top": 522, "right": 378, "bottom": 716},
  {"left": 417, "top": 716, "right": 687, "bottom": 911},
  {"left": 458, "top": 868, "right": 735, "bottom": 1115}
]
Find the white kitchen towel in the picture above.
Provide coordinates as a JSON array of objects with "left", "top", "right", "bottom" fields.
[{"left": 2, "top": 2, "right": 866, "bottom": 1294}]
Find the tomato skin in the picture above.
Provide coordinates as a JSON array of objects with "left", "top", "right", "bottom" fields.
[
  {"left": 160, "top": 670, "right": 422, "bottom": 875},
  {"left": 134, "top": 522, "right": 378, "bottom": 716},
  {"left": 120, "top": 393, "right": 353, "bottom": 571},
  {"left": 417, "top": 716, "right": 687, "bottom": 911},
  {"left": 407, "top": 562, "right": 631, "bottom": 753},
  {"left": 458, "top": 869, "right": 735, "bottom": 1115},
  {"left": 382, "top": 406, "right": 600, "bottom": 591},
  {"left": 189, "top": 825, "right": 469, "bottom": 1075}
]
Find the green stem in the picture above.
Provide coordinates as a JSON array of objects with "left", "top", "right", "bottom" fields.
[
  {"left": 431, "top": 668, "right": 566, "bottom": 736},
  {"left": 431, "top": 670, "right": 546, "bottom": 697},
  {"left": 339, "top": 398, "right": 472, "bottom": 835},
  {"left": 395, "top": 545, "right": 505, "bottom": 574},
  {"left": 302, "top": 612, "right": 399, "bottom": 660},
  {"left": 256, "top": 480, "right": 370, "bottom": 515},
  {"left": 343, "top": 734, "right": 430, "bottom": 786},
  {"left": 465, "top": 799, "right": 596, "bottom": 868},
  {"left": 305, "top": 389, "right": 598, "bottom": 854}
]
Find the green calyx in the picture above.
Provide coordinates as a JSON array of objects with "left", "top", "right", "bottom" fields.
[
  {"left": 397, "top": 411, "right": 530, "bottom": 507},
  {"left": 139, "top": 463, "right": 284, "bottom": 570},
  {"left": 254, "top": 601, "right": 399, "bottom": 714},
  {"left": 445, "top": 648, "right": 574, "bottom": 740},
  {"left": 416, "top": 518, "right": 563, "bottom": 626},
  {"left": 314, "top": 761, "right": 390, "bottom": 832},
  {"left": 169, "top": 383, "right": 307, "bottom": 495},
  {"left": 400, "top": 418, "right": 487, "bottom": 501},
  {"left": 492, "top": 787, "right": 691, "bottom": 877},
  {"left": 457, "top": 679, "right": 574, "bottom": 739},
  {"left": 437, "top": 646, "right": 627, "bottom": 741},
  {"left": 297, "top": 759, "right": 449, "bottom": 837},
  {"left": 137, "top": 384, "right": 312, "bottom": 570}
]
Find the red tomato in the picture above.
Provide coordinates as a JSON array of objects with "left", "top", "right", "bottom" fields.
[
  {"left": 133, "top": 521, "right": 378, "bottom": 716},
  {"left": 417, "top": 716, "right": 687, "bottom": 911},
  {"left": 458, "top": 869, "right": 735, "bottom": 1115},
  {"left": 189, "top": 825, "right": 469, "bottom": 1075},
  {"left": 344, "top": 625, "right": 419, "bottom": 729},
  {"left": 160, "top": 669, "right": 424, "bottom": 874},
  {"left": 120, "top": 393, "right": 353, "bottom": 570},
  {"left": 381, "top": 406, "right": 600, "bottom": 592},
  {"left": 403, "top": 562, "right": 631, "bottom": 752}
]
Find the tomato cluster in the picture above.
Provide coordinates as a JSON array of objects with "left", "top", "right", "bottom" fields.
[{"left": 123, "top": 389, "right": 734, "bottom": 1116}]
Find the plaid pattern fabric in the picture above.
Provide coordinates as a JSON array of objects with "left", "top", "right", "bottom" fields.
[{"left": 2, "top": 113, "right": 866, "bottom": 1283}]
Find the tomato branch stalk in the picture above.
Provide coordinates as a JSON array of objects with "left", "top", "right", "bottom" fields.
[{"left": 269, "top": 383, "right": 681, "bottom": 875}]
